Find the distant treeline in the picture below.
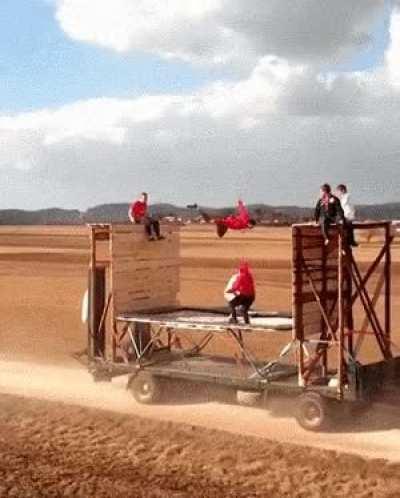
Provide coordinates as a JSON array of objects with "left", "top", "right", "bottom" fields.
[{"left": 0, "top": 202, "right": 399, "bottom": 225}]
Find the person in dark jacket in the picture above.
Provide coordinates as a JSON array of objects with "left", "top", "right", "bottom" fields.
[{"left": 315, "top": 184, "right": 345, "bottom": 245}]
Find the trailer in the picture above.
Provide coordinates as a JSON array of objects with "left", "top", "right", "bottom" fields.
[{"left": 86, "top": 222, "right": 400, "bottom": 431}]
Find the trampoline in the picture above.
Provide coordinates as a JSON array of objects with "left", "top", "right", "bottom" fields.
[{"left": 116, "top": 308, "right": 293, "bottom": 332}]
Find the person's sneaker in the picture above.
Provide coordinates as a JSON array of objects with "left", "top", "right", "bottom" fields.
[
  {"left": 228, "top": 317, "right": 238, "bottom": 325},
  {"left": 351, "top": 242, "right": 359, "bottom": 247},
  {"left": 148, "top": 236, "right": 156, "bottom": 241},
  {"left": 157, "top": 235, "right": 165, "bottom": 240}
]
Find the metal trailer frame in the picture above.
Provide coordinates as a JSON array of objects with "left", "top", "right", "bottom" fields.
[
  {"left": 86, "top": 222, "right": 400, "bottom": 430},
  {"left": 292, "top": 221, "right": 400, "bottom": 403}
]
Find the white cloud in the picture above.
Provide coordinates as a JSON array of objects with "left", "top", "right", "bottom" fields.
[
  {"left": 385, "top": 6, "right": 400, "bottom": 87},
  {"left": 55, "top": 0, "right": 384, "bottom": 69},
  {"left": 1, "top": 1, "right": 398, "bottom": 210},
  {"left": 1, "top": 46, "right": 400, "bottom": 210}
]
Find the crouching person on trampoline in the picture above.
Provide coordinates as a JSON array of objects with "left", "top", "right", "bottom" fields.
[
  {"left": 129, "top": 192, "right": 164, "bottom": 241},
  {"left": 224, "top": 261, "right": 255, "bottom": 325}
]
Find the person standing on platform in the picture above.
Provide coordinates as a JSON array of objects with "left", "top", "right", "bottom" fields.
[{"left": 336, "top": 184, "right": 358, "bottom": 247}]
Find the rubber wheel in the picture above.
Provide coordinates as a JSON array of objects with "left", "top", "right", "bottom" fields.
[
  {"left": 130, "top": 372, "right": 162, "bottom": 404},
  {"left": 296, "top": 392, "right": 328, "bottom": 431}
]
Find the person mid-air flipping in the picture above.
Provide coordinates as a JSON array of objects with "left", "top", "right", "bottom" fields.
[{"left": 199, "top": 200, "right": 256, "bottom": 238}]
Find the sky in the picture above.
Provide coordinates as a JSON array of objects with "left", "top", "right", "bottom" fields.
[{"left": 0, "top": 0, "right": 399, "bottom": 210}]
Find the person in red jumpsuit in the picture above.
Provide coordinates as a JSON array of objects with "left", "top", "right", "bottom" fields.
[
  {"left": 224, "top": 261, "right": 256, "bottom": 325},
  {"left": 128, "top": 192, "right": 164, "bottom": 241},
  {"left": 200, "top": 200, "right": 256, "bottom": 238}
]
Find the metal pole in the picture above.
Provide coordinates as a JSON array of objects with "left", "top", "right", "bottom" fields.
[
  {"left": 337, "top": 229, "right": 345, "bottom": 400},
  {"left": 384, "top": 222, "right": 392, "bottom": 355},
  {"left": 321, "top": 238, "right": 328, "bottom": 376},
  {"left": 292, "top": 226, "right": 304, "bottom": 386},
  {"left": 89, "top": 227, "right": 97, "bottom": 361}
]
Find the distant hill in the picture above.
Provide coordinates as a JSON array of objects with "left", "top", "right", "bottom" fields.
[
  {"left": 0, "top": 202, "right": 399, "bottom": 225},
  {"left": 0, "top": 208, "right": 82, "bottom": 225}
]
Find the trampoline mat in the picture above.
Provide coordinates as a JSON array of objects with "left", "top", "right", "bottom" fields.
[{"left": 117, "top": 309, "right": 293, "bottom": 331}]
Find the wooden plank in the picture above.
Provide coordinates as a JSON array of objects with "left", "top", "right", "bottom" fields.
[
  {"left": 302, "top": 250, "right": 338, "bottom": 262},
  {"left": 113, "top": 269, "right": 180, "bottom": 284},
  {"left": 296, "top": 281, "right": 338, "bottom": 295},
  {"left": 113, "top": 274, "right": 180, "bottom": 289},
  {"left": 291, "top": 225, "right": 321, "bottom": 237},
  {"left": 114, "top": 290, "right": 177, "bottom": 305},
  {"left": 113, "top": 249, "right": 180, "bottom": 261},
  {"left": 115, "top": 290, "right": 179, "bottom": 305},
  {"left": 113, "top": 281, "right": 180, "bottom": 297},
  {"left": 111, "top": 230, "right": 179, "bottom": 256},
  {"left": 302, "top": 308, "right": 323, "bottom": 320},
  {"left": 302, "top": 299, "right": 337, "bottom": 313},
  {"left": 303, "top": 323, "right": 323, "bottom": 337},
  {"left": 113, "top": 257, "right": 181, "bottom": 273},
  {"left": 112, "top": 242, "right": 180, "bottom": 259},
  {"left": 113, "top": 258, "right": 180, "bottom": 274},
  {"left": 112, "top": 232, "right": 180, "bottom": 248},
  {"left": 112, "top": 224, "right": 179, "bottom": 233},
  {"left": 114, "top": 296, "right": 178, "bottom": 314},
  {"left": 113, "top": 269, "right": 179, "bottom": 284},
  {"left": 112, "top": 230, "right": 179, "bottom": 243},
  {"left": 114, "top": 292, "right": 179, "bottom": 308},
  {"left": 114, "top": 280, "right": 179, "bottom": 293}
]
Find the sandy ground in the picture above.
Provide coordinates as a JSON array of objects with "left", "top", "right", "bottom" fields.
[
  {"left": 1, "top": 225, "right": 400, "bottom": 496},
  {"left": 2, "top": 392, "right": 400, "bottom": 498},
  {"left": 2, "top": 360, "right": 400, "bottom": 463}
]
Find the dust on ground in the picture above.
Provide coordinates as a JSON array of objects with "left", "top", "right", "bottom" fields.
[{"left": 2, "top": 392, "right": 400, "bottom": 498}]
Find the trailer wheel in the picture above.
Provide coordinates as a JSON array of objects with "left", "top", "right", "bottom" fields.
[
  {"left": 296, "top": 392, "right": 328, "bottom": 431},
  {"left": 130, "top": 372, "right": 162, "bottom": 404}
]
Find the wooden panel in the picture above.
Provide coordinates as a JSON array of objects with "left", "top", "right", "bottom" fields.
[
  {"left": 112, "top": 224, "right": 179, "bottom": 234},
  {"left": 111, "top": 224, "right": 180, "bottom": 315},
  {"left": 113, "top": 278, "right": 180, "bottom": 296},
  {"left": 115, "top": 296, "right": 178, "bottom": 314},
  {"left": 113, "top": 259, "right": 180, "bottom": 275},
  {"left": 292, "top": 224, "right": 340, "bottom": 341},
  {"left": 303, "top": 322, "right": 323, "bottom": 336},
  {"left": 113, "top": 244, "right": 179, "bottom": 260}
]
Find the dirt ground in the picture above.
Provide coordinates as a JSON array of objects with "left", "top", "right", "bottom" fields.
[
  {"left": 1, "top": 225, "right": 400, "bottom": 497},
  {"left": 2, "top": 392, "right": 400, "bottom": 498}
]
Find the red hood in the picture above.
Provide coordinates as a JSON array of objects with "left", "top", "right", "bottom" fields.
[{"left": 232, "top": 261, "right": 255, "bottom": 297}]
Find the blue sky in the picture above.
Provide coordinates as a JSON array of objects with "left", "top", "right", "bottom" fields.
[
  {"left": 0, "top": 0, "right": 229, "bottom": 113},
  {"left": 334, "top": 0, "right": 391, "bottom": 72},
  {"left": 0, "top": 0, "right": 391, "bottom": 114}
]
